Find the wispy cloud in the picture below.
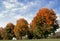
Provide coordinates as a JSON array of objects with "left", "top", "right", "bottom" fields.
[
  {"left": 56, "top": 14, "right": 60, "bottom": 20},
  {"left": 0, "top": 0, "right": 60, "bottom": 28}
]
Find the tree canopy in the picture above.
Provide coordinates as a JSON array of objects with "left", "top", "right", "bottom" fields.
[
  {"left": 0, "top": 8, "right": 59, "bottom": 40},
  {"left": 4, "top": 22, "right": 15, "bottom": 40},
  {"left": 14, "top": 18, "right": 29, "bottom": 39},
  {"left": 30, "top": 8, "right": 58, "bottom": 38}
]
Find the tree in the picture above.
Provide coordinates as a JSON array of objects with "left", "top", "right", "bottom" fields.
[
  {"left": 51, "top": 20, "right": 59, "bottom": 35},
  {"left": 0, "top": 27, "right": 4, "bottom": 40},
  {"left": 14, "top": 18, "right": 29, "bottom": 40},
  {"left": 4, "top": 22, "right": 15, "bottom": 40},
  {"left": 30, "top": 8, "right": 58, "bottom": 39}
]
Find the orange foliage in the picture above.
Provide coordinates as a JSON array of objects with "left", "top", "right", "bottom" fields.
[
  {"left": 6, "top": 22, "right": 14, "bottom": 29},
  {"left": 5, "top": 22, "right": 15, "bottom": 34},
  {"left": 37, "top": 8, "right": 56, "bottom": 27},
  {"left": 30, "top": 8, "right": 57, "bottom": 35},
  {"left": 0, "top": 27, "right": 7, "bottom": 40},
  {"left": 0, "top": 27, "right": 4, "bottom": 39},
  {"left": 14, "top": 18, "right": 29, "bottom": 39},
  {"left": 4, "top": 22, "right": 15, "bottom": 39}
]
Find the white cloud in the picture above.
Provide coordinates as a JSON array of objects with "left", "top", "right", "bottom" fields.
[
  {"left": 0, "top": 0, "right": 48, "bottom": 27},
  {"left": 30, "top": 2, "right": 34, "bottom": 6},
  {"left": 0, "top": 22, "right": 6, "bottom": 28},
  {"left": 19, "top": 2, "right": 24, "bottom": 7},
  {"left": 14, "top": 15, "right": 25, "bottom": 20},
  {"left": 9, "top": 0, "right": 17, "bottom": 2},
  {"left": 56, "top": 14, "right": 60, "bottom": 20},
  {"left": 56, "top": 14, "right": 60, "bottom": 32},
  {"left": 0, "top": 20, "right": 12, "bottom": 28},
  {"left": 2, "top": 0, "right": 30, "bottom": 13},
  {"left": 22, "top": 5, "right": 28, "bottom": 10},
  {"left": 13, "top": 14, "right": 34, "bottom": 24},
  {"left": 0, "top": 13, "right": 4, "bottom": 18},
  {"left": 13, "top": 15, "right": 29, "bottom": 23},
  {"left": 3, "top": 1, "right": 15, "bottom": 9},
  {"left": 0, "top": 0, "right": 60, "bottom": 28}
]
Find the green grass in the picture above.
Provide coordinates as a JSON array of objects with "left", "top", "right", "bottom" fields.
[{"left": 0, "top": 39, "right": 60, "bottom": 41}]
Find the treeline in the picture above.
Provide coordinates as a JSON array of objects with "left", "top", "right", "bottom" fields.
[{"left": 0, "top": 8, "right": 59, "bottom": 40}]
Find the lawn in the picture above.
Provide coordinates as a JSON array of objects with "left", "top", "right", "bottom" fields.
[{"left": 0, "top": 39, "right": 60, "bottom": 41}]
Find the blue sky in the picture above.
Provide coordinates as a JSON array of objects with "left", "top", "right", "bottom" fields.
[{"left": 0, "top": 0, "right": 60, "bottom": 28}]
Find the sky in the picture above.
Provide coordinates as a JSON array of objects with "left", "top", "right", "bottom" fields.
[{"left": 0, "top": 0, "right": 60, "bottom": 30}]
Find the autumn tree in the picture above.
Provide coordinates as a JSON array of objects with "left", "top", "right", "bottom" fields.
[
  {"left": 0, "top": 27, "right": 7, "bottom": 40},
  {"left": 14, "top": 18, "right": 29, "bottom": 40},
  {"left": 30, "top": 8, "right": 59, "bottom": 39},
  {"left": 4, "top": 22, "right": 15, "bottom": 40},
  {"left": 0, "top": 27, "right": 4, "bottom": 40},
  {"left": 51, "top": 20, "right": 59, "bottom": 35}
]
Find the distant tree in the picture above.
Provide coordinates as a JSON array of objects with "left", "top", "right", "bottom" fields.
[
  {"left": 0, "top": 27, "right": 4, "bottom": 40},
  {"left": 14, "top": 18, "right": 29, "bottom": 40},
  {"left": 30, "top": 8, "right": 58, "bottom": 39},
  {"left": 4, "top": 22, "right": 15, "bottom": 40}
]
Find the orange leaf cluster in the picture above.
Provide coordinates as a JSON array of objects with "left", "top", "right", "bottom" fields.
[
  {"left": 4, "top": 23, "right": 15, "bottom": 39},
  {"left": 0, "top": 27, "right": 6, "bottom": 39},
  {"left": 37, "top": 8, "right": 56, "bottom": 26},
  {"left": 30, "top": 8, "right": 57, "bottom": 35},
  {"left": 6, "top": 23, "right": 14, "bottom": 29},
  {"left": 14, "top": 18, "right": 29, "bottom": 39}
]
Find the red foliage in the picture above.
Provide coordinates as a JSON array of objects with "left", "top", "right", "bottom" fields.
[{"left": 30, "top": 8, "right": 57, "bottom": 36}]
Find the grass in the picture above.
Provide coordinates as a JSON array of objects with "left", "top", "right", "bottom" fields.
[{"left": 0, "top": 39, "right": 60, "bottom": 41}]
